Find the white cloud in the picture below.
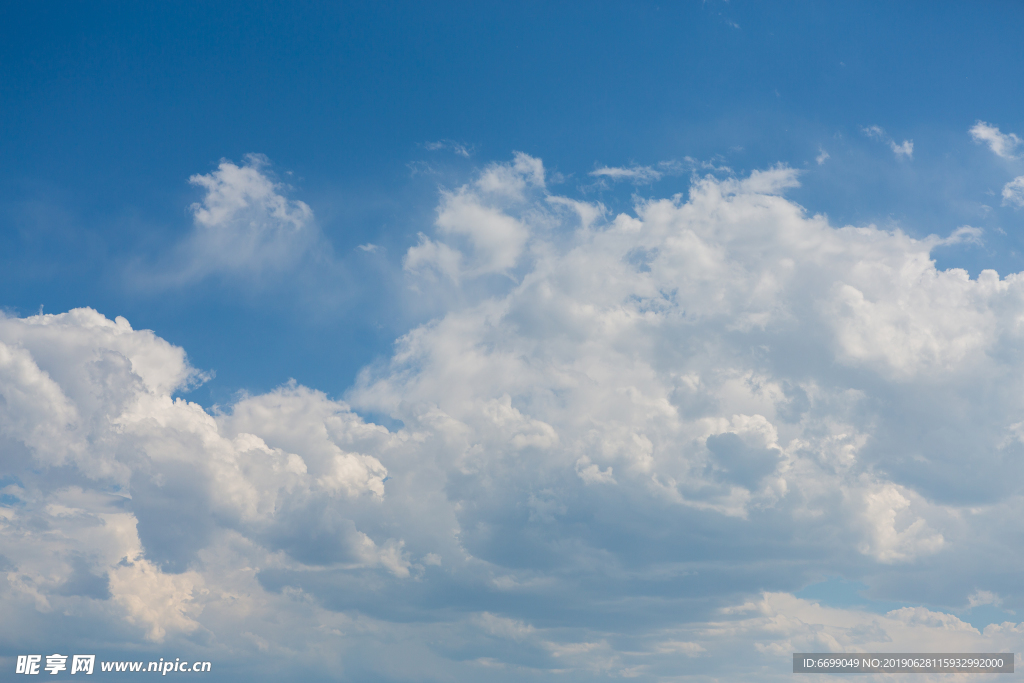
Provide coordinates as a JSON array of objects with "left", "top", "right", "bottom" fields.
[
  {"left": 0, "top": 308, "right": 396, "bottom": 648},
  {"left": 968, "top": 589, "right": 1003, "bottom": 609},
  {"left": 937, "top": 224, "right": 984, "bottom": 246},
  {"left": 862, "top": 125, "right": 886, "bottom": 140},
  {"left": 861, "top": 125, "right": 913, "bottom": 159},
  {"left": 423, "top": 139, "right": 474, "bottom": 157},
  {"left": 970, "top": 121, "right": 1023, "bottom": 159},
  {"left": 703, "top": 592, "right": 1022, "bottom": 661},
  {"left": 109, "top": 556, "right": 203, "bottom": 641},
  {"left": 1002, "top": 175, "right": 1024, "bottom": 208},
  {"left": 890, "top": 139, "right": 913, "bottom": 158},
  {"left": 404, "top": 232, "right": 463, "bottom": 282},
  {"left": 816, "top": 147, "right": 830, "bottom": 165},
  {"left": 588, "top": 160, "right": 694, "bottom": 185},
  {"left": 146, "top": 154, "right": 317, "bottom": 284},
  {"left": 434, "top": 191, "right": 529, "bottom": 273},
  {"left": 590, "top": 165, "right": 663, "bottom": 184},
  {"left": 575, "top": 455, "right": 616, "bottom": 484},
  {"left": 7, "top": 156, "right": 1024, "bottom": 679},
  {"left": 969, "top": 122, "right": 1024, "bottom": 212},
  {"left": 854, "top": 480, "right": 945, "bottom": 563},
  {"left": 403, "top": 153, "right": 544, "bottom": 282}
]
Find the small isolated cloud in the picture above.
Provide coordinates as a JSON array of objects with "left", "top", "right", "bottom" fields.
[
  {"left": 138, "top": 154, "right": 318, "bottom": 286},
  {"left": 936, "top": 225, "right": 984, "bottom": 246},
  {"left": 861, "top": 125, "right": 913, "bottom": 159},
  {"left": 862, "top": 125, "right": 886, "bottom": 140},
  {"left": 1003, "top": 176, "right": 1024, "bottom": 208},
  {"left": 816, "top": 147, "right": 830, "bottom": 165},
  {"left": 890, "top": 139, "right": 913, "bottom": 158},
  {"left": 970, "top": 121, "right": 1023, "bottom": 159},
  {"left": 423, "top": 139, "right": 474, "bottom": 158},
  {"left": 968, "top": 590, "right": 1003, "bottom": 609},
  {"left": 590, "top": 164, "right": 663, "bottom": 184}
]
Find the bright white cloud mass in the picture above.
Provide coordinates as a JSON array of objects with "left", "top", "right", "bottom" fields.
[{"left": 4, "top": 154, "right": 1024, "bottom": 680}]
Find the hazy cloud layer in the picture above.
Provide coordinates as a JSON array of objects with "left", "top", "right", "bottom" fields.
[{"left": 4, "top": 155, "right": 1024, "bottom": 680}]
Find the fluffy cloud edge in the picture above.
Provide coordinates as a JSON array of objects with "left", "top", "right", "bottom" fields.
[{"left": 6, "top": 153, "right": 1024, "bottom": 679}]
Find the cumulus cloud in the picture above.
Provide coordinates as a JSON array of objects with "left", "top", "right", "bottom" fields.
[
  {"left": 6, "top": 156, "right": 1024, "bottom": 680},
  {"left": 861, "top": 125, "right": 913, "bottom": 159},
  {"left": 404, "top": 152, "right": 543, "bottom": 282},
  {"left": 970, "top": 121, "right": 1023, "bottom": 159},
  {"left": 0, "top": 309, "right": 395, "bottom": 647},
  {"left": 965, "top": 122, "right": 1024, "bottom": 210},
  {"left": 141, "top": 154, "right": 318, "bottom": 285}
]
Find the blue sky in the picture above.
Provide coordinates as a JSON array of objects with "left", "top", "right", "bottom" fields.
[
  {"left": 4, "top": 0, "right": 1023, "bottom": 405},
  {"left": 2, "top": 2, "right": 1024, "bottom": 681}
]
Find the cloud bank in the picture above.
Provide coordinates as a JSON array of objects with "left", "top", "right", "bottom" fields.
[{"left": 4, "top": 155, "right": 1024, "bottom": 680}]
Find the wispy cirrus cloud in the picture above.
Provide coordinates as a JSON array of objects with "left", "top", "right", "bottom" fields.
[
  {"left": 588, "top": 158, "right": 700, "bottom": 185},
  {"left": 423, "top": 139, "right": 474, "bottom": 157},
  {"left": 589, "top": 164, "right": 664, "bottom": 183},
  {"left": 862, "top": 125, "right": 914, "bottom": 159}
]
